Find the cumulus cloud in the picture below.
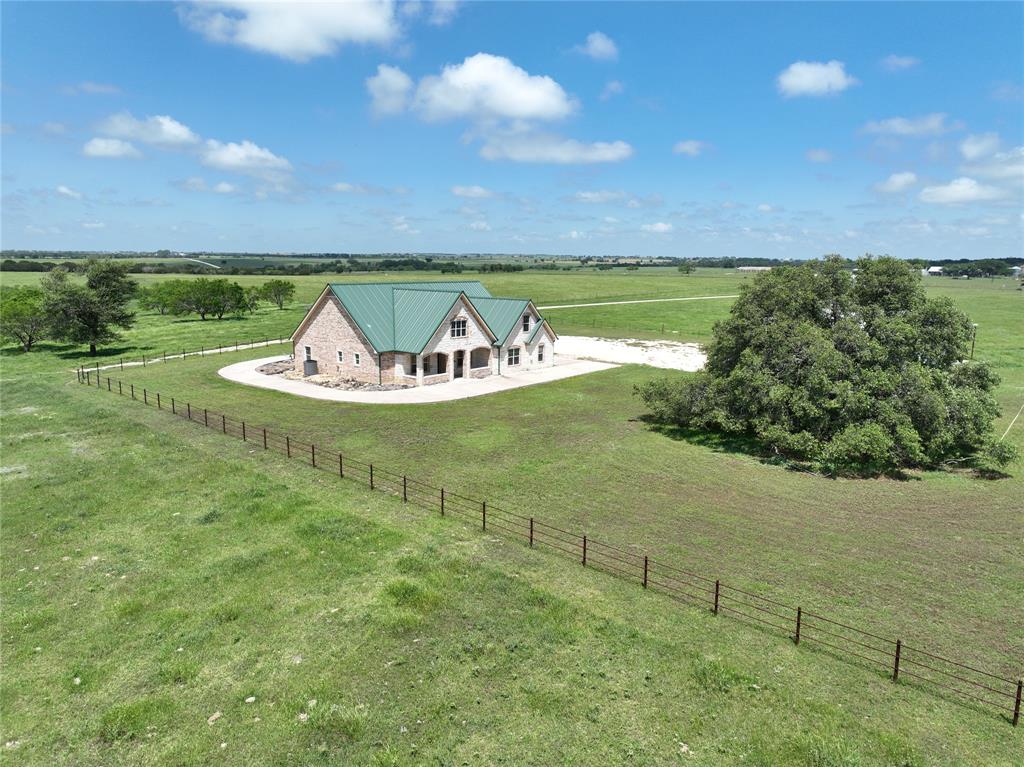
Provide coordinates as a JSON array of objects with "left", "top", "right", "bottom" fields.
[
  {"left": 959, "top": 132, "right": 1001, "bottom": 160},
  {"left": 82, "top": 137, "right": 142, "bottom": 159},
  {"left": 881, "top": 54, "right": 920, "bottom": 72},
  {"left": 367, "top": 64, "right": 414, "bottom": 116},
  {"left": 672, "top": 140, "right": 706, "bottom": 157},
  {"left": 805, "top": 148, "right": 832, "bottom": 163},
  {"left": 919, "top": 177, "right": 1004, "bottom": 204},
  {"left": 776, "top": 60, "right": 857, "bottom": 97},
  {"left": 429, "top": 0, "right": 460, "bottom": 26},
  {"left": 178, "top": 0, "right": 398, "bottom": 62},
  {"left": 874, "top": 171, "right": 918, "bottom": 193},
  {"left": 863, "top": 113, "right": 961, "bottom": 136},
  {"left": 61, "top": 81, "right": 120, "bottom": 95},
  {"left": 756, "top": 203, "right": 775, "bottom": 212},
  {"left": 600, "top": 80, "right": 624, "bottom": 101},
  {"left": 962, "top": 146, "right": 1024, "bottom": 181},
  {"left": 574, "top": 31, "right": 618, "bottom": 61},
  {"left": 641, "top": 222, "right": 673, "bottom": 233},
  {"left": 56, "top": 185, "right": 82, "bottom": 199},
  {"left": 81, "top": 221, "right": 106, "bottom": 229},
  {"left": 451, "top": 185, "right": 493, "bottom": 198},
  {"left": 411, "top": 53, "right": 576, "bottom": 122},
  {"left": 480, "top": 133, "right": 632, "bottom": 164},
  {"left": 574, "top": 190, "right": 625, "bottom": 204},
  {"left": 200, "top": 139, "right": 292, "bottom": 177},
  {"left": 213, "top": 181, "right": 237, "bottom": 194},
  {"left": 98, "top": 111, "right": 200, "bottom": 146}
]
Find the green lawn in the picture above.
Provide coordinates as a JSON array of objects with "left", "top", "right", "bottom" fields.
[{"left": 2, "top": 269, "right": 1022, "bottom": 764}]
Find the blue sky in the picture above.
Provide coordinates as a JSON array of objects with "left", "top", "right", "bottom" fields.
[{"left": 2, "top": 1, "right": 1022, "bottom": 259}]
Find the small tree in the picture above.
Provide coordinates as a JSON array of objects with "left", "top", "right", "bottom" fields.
[
  {"left": 42, "top": 261, "right": 137, "bottom": 355},
  {"left": 260, "top": 279, "right": 295, "bottom": 309},
  {"left": 243, "top": 286, "right": 262, "bottom": 314},
  {"left": 138, "top": 281, "right": 188, "bottom": 315},
  {"left": 0, "top": 286, "right": 49, "bottom": 351},
  {"left": 677, "top": 262, "right": 695, "bottom": 274},
  {"left": 174, "top": 278, "right": 246, "bottom": 320}
]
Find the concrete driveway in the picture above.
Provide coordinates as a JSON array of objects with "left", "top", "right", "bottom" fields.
[{"left": 219, "top": 355, "right": 618, "bottom": 404}]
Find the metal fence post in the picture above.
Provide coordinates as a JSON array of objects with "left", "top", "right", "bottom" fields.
[
  {"left": 107, "top": 378, "right": 111, "bottom": 392},
  {"left": 201, "top": 345, "right": 204, "bottom": 357},
  {"left": 222, "top": 414, "right": 226, "bottom": 433},
  {"left": 311, "top": 443, "right": 316, "bottom": 467},
  {"left": 369, "top": 464, "right": 374, "bottom": 490},
  {"left": 893, "top": 639, "right": 902, "bottom": 682},
  {"left": 1013, "top": 679, "right": 1022, "bottom": 727},
  {"left": 482, "top": 501, "right": 487, "bottom": 530},
  {"left": 440, "top": 487, "right": 445, "bottom": 515},
  {"left": 529, "top": 517, "right": 534, "bottom": 547},
  {"left": 118, "top": 381, "right": 122, "bottom": 396},
  {"left": 187, "top": 403, "right": 191, "bottom": 420},
  {"left": 119, "top": 358, "right": 124, "bottom": 371},
  {"left": 286, "top": 436, "right": 291, "bottom": 457},
  {"left": 242, "top": 422, "right": 246, "bottom": 441},
  {"left": 403, "top": 476, "right": 407, "bottom": 502},
  {"left": 794, "top": 607, "right": 802, "bottom": 645},
  {"left": 143, "top": 354, "right": 146, "bottom": 367},
  {"left": 171, "top": 398, "right": 176, "bottom": 414},
  {"left": 339, "top": 453, "right": 344, "bottom": 478},
  {"left": 643, "top": 556, "right": 648, "bottom": 589},
  {"left": 156, "top": 393, "right": 161, "bottom": 409},
  {"left": 131, "top": 384, "right": 135, "bottom": 400},
  {"left": 713, "top": 580, "right": 720, "bottom": 615},
  {"left": 582, "top": 535, "right": 587, "bottom": 566},
  {"left": 163, "top": 351, "right": 167, "bottom": 362},
  {"left": 204, "top": 409, "right": 208, "bottom": 427},
  {"left": 263, "top": 428, "right": 268, "bottom": 450}
]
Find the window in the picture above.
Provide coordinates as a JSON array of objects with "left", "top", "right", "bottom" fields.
[
  {"left": 537, "top": 344, "right": 545, "bottom": 362},
  {"left": 507, "top": 347, "right": 520, "bottom": 366},
  {"left": 451, "top": 318, "right": 467, "bottom": 338},
  {"left": 470, "top": 348, "right": 489, "bottom": 369},
  {"left": 304, "top": 346, "right": 312, "bottom": 361},
  {"left": 409, "top": 353, "right": 417, "bottom": 376},
  {"left": 354, "top": 353, "right": 361, "bottom": 366},
  {"left": 522, "top": 314, "right": 531, "bottom": 332},
  {"left": 337, "top": 350, "right": 344, "bottom": 363}
]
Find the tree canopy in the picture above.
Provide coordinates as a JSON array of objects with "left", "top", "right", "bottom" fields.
[
  {"left": 42, "top": 260, "right": 137, "bottom": 355},
  {"left": 636, "top": 256, "right": 1015, "bottom": 476},
  {"left": 0, "top": 285, "right": 49, "bottom": 351}
]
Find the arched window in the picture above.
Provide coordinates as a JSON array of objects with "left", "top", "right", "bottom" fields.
[{"left": 470, "top": 347, "right": 490, "bottom": 369}]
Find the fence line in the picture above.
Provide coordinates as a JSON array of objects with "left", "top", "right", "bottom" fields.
[
  {"left": 80, "top": 336, "right": 290, "bottom": 376},
  {"left": 75, "top": 367, "right": 1023, "bottom": 728}
]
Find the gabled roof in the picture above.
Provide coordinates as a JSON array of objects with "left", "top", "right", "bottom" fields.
[{"left": 304, "top": 280, "right": 552, "bottom": 355}]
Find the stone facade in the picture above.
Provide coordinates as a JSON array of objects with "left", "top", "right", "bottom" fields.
[{"left": 293, "top": 290, "right": 556, "bottom": 387}]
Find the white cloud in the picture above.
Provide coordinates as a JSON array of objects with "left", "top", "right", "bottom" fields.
[
  {"left": 98, "top": 111, "right": 200, "bottom": 146},
  {"left": 574, "top": 31, "right": 618, "bottom": 61},
  {"left": 392, "top": 215, "right": 419, "bottom": 234},
  {"left": 468, "top": 220, "right": 491, "bottom": 231},
  {"left": 962, "top": 146, "right": 1024, "bottom": 181},
  {"left": 600, "top": 80, "right": 624, "bottom": 101},
  {"left": 61, "top": 81, "right": 120, "bottom": 95},
  {"left": 451, "top": 185, "right": 493, "bottom": 198},
  {"left": 480, "top": 133, "right": 632, "bottom": 164},
  {"left": 874, "top": 171, "right": 918, "bottom": 193},
  {"left": 366, "top": 64, "right": 414, "bottom": 116},
  {"left": 429, "top": 0, "right": 459, "bottom": 26},
  {"left": 881, "top": 54, "right": 920, "bottom": 72},
  {"left": 411, "top": 53, "right": 576, "bottom": 122},
  {"left": 574, "top": 190, "right": 625, "bottom": 204},
  {"left": 959, "top": 132, "right": 1000, "bottom": 160},
  {"left": 179, "top": 176, "right": 209, "bottom": 192},
  {"left": 56, "top": 185, "right": 82, "bottom": 199},
  {"left": 200, "top": 139, "right": 292, "bottom": 177},
  {"left": 562, "top": 230, "right": 587, "bottom": 240},
  {"left": 776, "top": 60, "right": 857, "bottom": 97},
  {"left": 641, "top": 222, "right": 673, "bottom": 233},
  {"left": 756, "top": 203, "right": 774, "bottom": 212},
  {"left": 672, "top": 140, "right": 705, "bottom": 157},
  {"left": 213, "top": 181, "right": 237, "bottom": 194},
  {"left": 81, "top": 221, "right": 106, "bottom": 229},
  {"left": 919, "top": 177, "right": 1004, "bottom": 204},
  {"left": 178, "top": 0, "right": 398, "bottom": 62},
  {"left": 863, "top": 113, "right": 961, "bottom": 136},
  {"left": 82, "top": 137, "right": 142, "bottom": 158},
  {"left": 990, "top": 81, "right": 1024, "bottom": 103},
  {"left": 805, "top": 148, "right": 832, "bottom": 163}
]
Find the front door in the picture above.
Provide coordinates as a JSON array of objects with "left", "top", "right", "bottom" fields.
[{"left": 454, "top": 350, "right": 464, "bottom": 379}]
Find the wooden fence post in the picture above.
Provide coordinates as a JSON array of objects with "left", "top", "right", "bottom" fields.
[
  {"left": 643, "top": 556, "right": 648, "bottom": 589},
  {"left": 482, "top": 501, "right": 487, "bottom": 530},
  {"left": 440, "top": 487, "right": 445, "bottom": 515},
  {"left": 263, "top": 428, "right": 268, "bottom": 450},
  {"left": 286, "top": 436, "right": 291, "bottom": 457},
  {"left": 171, "top": 398, "right": 176, "bottom": 414},
  {"left": 187, "top": 403, "right": 191, "bottom": 420},
  {"left": 222, "top": 414, "right": 226, "bottom": 433},
  {"left": 1013, "top": 679, "right": 1021, "bottom": 727},
  {"left": 339, "top": 453, "right": 344, "bottom": 478},
  {"left": 156, "top": 393, "right": 161, "bottom": 409},
  {"left": 131, "top": 384, "right": 135, "bottom": 400},
  {"left": 242, "top": 422, "right": 246, "bottom": 441},
  {"left": 107, "top": 378, "right": 111, "bottom": 392},
  {"left": 713, "top": 580, "right": 720, "bottom": 615},
  {"left": 142, "top": 355, "right": 146, "bottom": 367},
  {"left": 402, "top": 476, "right": 407, "bottom": 502},
  {"left": 201, "top": 345, "right": 204, "bottom": 356},
  {"left": 529, "top": 517, "right": 534, "bottom": 547},
  {"left": 311, "top": 443, "right": 316, "bottom": 467},
  {"left": 203, "top": 409, "right": 208, "bottom": 427},
  {"left": 582, "top": 535, "right": 587, "bottom": 566},
  {"left": 163, "top": 351, "right": 167, "bottom": 362},
  {"left": 794, "top": 607, "right": 802, "bottom": 645},
  {"left": 893, "top": 639, "right": 902, "bottom": 682},
  {"left": 369, "top": 464, "right": 374, "bottom": 490}
]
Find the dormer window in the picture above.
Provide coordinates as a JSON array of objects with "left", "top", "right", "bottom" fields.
[
  {"left": 522, "top": 315, "right": 531, "bottom": 332},
  {"left": 451, "top": 318, "right": 467, "bottom": 338}
]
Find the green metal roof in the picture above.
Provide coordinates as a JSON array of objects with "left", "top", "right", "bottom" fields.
[
  {"left": 471, "top": 296, "right": 530, "bottom": 347},
  {"left": 526, "top": 317, "right": 553, "bottom": 344},
  {"left": 392, "top": 289, "right": 462, "bottom": 353}
]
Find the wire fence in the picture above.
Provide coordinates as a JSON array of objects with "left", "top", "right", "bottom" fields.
[
  {"left": 82, "top": 336, "right": 291, "bottom": 374},
  {"left": 76, "top": 367, "right": 1023, "bottom": 728}
]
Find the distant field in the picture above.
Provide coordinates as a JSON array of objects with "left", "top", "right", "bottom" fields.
[{"left": 2, "top": 268, "right": 1022, "bottom": 764}]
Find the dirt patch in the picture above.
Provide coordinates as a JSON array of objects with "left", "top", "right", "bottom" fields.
[
  {"left": 557, "top": 336, "right": 706, "bottom": 372},
  {"left": 256, "top": 360, "right": 295, "bottom": 376},
  {"left": 0, "top": 465, "right": 28, "bottom": 479}
]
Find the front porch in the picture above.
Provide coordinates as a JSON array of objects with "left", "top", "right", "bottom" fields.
[{"left": 396, "top": 346, "right": 494, "bottom": 386}]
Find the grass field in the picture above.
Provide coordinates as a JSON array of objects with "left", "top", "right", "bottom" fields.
[{"left": 2, "top": 268, "right": 1022, "bottom": 764}]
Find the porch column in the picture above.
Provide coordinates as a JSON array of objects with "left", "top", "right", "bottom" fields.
[{"left": 416, "top": 354, "right": 424, "bottom": 386}]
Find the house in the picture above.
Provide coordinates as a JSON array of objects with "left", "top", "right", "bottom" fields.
[
  {"left": 291, "top": 281, "right": 557, "bottom": 386},
  {"left": 926, "top": 266, "right": 943, "bottom": 276}
]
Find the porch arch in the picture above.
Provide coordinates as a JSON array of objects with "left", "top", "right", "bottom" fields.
[{"left": 470, "top": 347, "right": 491, "bottom": 369}]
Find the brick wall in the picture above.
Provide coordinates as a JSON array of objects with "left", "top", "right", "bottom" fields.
[{"left": 293, "top": 294, "right": 380, "bottom": 384}]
